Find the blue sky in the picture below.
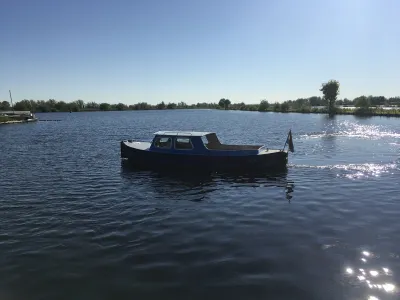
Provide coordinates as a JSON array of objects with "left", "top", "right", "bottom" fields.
[{"left": 1, "top": 0, "right": 399, "bottom": 104}]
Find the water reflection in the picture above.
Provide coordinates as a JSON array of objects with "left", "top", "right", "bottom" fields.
[
  {"left": 344, "top": 250, "right": 398, "bottom": 299},
  {"left": 120, "top": 160, "right": 294, "bottom": 202},
  {"left": 290, "top": 162, "right": 397, "bottom": 180},
  {"left": 301, "top": 120, "right": 400, "bottom": 140}
]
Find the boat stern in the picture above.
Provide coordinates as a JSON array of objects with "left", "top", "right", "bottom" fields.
[{"left": 257, "top": 149, "right": 288, "bottom": 169}]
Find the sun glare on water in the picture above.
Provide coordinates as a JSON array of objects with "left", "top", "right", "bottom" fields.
[{"left": 344, "top": 250, "right": 397, "bottom": 299}]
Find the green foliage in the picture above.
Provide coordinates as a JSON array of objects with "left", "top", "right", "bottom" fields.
[
  {"left": 0, "top": 101, "right": 11, "bottom": 110},
  {"left": 280, "top": 102, "right": 289, "bottom": 112},
  {"left": 86, "top": 102, "right": 99, "bottom": 110},
  {"left": 167, "top": 102, "right": 177, "bottom": 109},
  {"left": 3, "top": 92, "right": 400, "bottom": 117},
  {"left": 14, "top": 100, "right": 32, "bottom": 111},
  {"left": 354, "top": 96, "right": 370, "bottom": 108},
  {"left": 308, "top": 96, "right": 324, "bottom": 106},
  {"left": 116, "top": 103, "right": 128, "bottom": 111},
  {"left": 218, "top": 98, "right": 231, "bottom": 110},
  {"left": 0, "top": 116, "right": 11, "bottom": 122},
  {"left": 320, "top": 79, "right": 340, "bottom": 115},
  {"left": 69, "top": 102, "right": 80, "bottom": 112},
  {"left": 258, "top": 100, "right": 269, "bottom": 111},
  {"left": 75, "top": 100, "right": 85, "bottom": 110},
  {"left": 0, "top": 115, "right": 29, "bottom": 123},
  {"left": 300, "top": 105, "right": 311, "bottom": 113},
  {"left": 55, "top": 101, "right": 68, "bottom": 112},
  {"left": 156, "top": 101, "right": 166, "bottom": 110},
  {"left": 129, "top": 102, "right": 151, "bottom": 110},
  {"left": 99, "top": 103, "right": 111, "bottom": 111},
  {"left": 273, "top": 102, "right": 281, "bottom": 112}
]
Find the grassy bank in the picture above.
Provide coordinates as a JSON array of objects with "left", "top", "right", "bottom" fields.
[
  {"left": 0, "top": 116, "right": 11, "bottom": 123},
  {"left": 336, "top": 108, "right": 400, "bottom": 117}
]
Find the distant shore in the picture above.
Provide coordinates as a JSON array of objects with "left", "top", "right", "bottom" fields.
[
  {"left": 33, "top": 107, "right": 400, "bottom": 117},
  {"left": 280, "top": 107, "right": 400, "bottom": 117},
  {"left": 1, "top": 95, "right": 400, "bottom": 119},
  {"left": 2, "top": 107, "right": 400, "bottom": 121}
]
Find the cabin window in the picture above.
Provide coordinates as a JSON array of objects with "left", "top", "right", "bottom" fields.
[
  {"left": 201, "top": 136, "right": 209, "bottom": 148},
  {"left": 153, "top": 137, "right": 172, "bottom": 149},
  {"left": 175, "top": 137, "right": 193, "bottom": 150}
]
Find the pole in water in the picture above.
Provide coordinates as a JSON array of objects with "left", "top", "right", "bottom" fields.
[{"left": 9, "top": 90, "right": 14, "bottom": 113}]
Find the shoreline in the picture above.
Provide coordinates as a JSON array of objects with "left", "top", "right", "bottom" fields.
[
  {"left": 2, "top": 108, "right": 400, "bottom": 121},
  {"left": 0, "top": 118, "right": 38, "bottom": 125},
  {"left": 276, "top": 109, "right": 400, "bottom": 117},
  {"left": 32, "top": 108, "right": 400, "bottom": 117}
]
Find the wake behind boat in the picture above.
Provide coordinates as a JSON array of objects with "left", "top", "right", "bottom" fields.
[{"left": 120, "top": 130, "right": 294, "bottom": 172}]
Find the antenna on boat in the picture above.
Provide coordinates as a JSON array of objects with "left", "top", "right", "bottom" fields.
[{"left": 9, "top": 90, "right": 14, "bottom": 113}]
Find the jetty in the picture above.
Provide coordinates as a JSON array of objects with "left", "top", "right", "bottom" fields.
[
  {"left": 1, "top": 90, "right": 38, "bottom": 125},
  {"left": 0, "top": 110, "right": 38, "bottom": 125}
]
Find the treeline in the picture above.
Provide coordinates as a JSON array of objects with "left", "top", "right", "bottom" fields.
[
  {"left": 0, "top": 99, "right": 220, "bottom": 112},
  {"left": 1, "top": 95, "right": 399, "bottom": 113}
]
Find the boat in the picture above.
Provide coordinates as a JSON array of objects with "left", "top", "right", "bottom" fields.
[{"left": 120, "top": 130, "right": 294, "bottom": 172}]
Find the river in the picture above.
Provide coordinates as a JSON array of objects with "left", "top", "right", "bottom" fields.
[{"left": 0, "top": 110, "right": 399, "bottom": 300}]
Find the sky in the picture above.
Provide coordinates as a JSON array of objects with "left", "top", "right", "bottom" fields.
[{"left": 1, "top": 0, "right": 399, "bottom": 104}]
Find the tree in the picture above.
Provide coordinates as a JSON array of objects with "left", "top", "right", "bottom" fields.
[
  {"left": 0, "top": 101, "right": 11, "bottom": 110},
  {"left": 86, "top": 102, "right": 100, "bottom": 110},
  {"left": 224, "top": 99, "right": 231, "bottom": 109},
  {"left": 258, "top": 100, "right": 269, "bottom": 112},
  {"left": 177, "top": 101, "right": 187, "bottom": 109},
  {"left": 47, "top": 99, "right": 57, "bottom": 110},
  {"left": 308, "top": 96, "right": 323, "bottom": 107},
  {"left": 342, "top": 98, "right": 352, "bottom": 106},
  {"left": 320, "top": 80, "right": 340, "bottom": 115},
  {"left": 238, "top": 102, "right": 246, "bottom": 110},
  {"left": 156, "top": 101, "right": 166, "bottom": 110},
  {"left": 355, "top": 96, "right": 370, "bottom": 109},
  {"left": 116, "top": 103, "right": 127, "bottom": 111},
  {"left": 69, "top": 102, "right": 80, "bottom": 112},
  {"left": 14, "top": 100, "right": 31, "bottom": 111},
  {"left": 273, "top": 102, "right": 281, "bottom": 112},
  {"left": 99, "top": 103, "right": 111, "bottom": 111},
  {"left": 218, "top": 98, "right": 231, "bottom": 110},
  {"left": 55, "top": 101, "right": 68, "bottom": 112},
  {"left": 218, "top": 98, "right": 225, "bottom": 108},
  {"left": 167, "top": 102, "right": 177, "bottom": 109},
  {"left": 281, "top": 102, "right": 289, "bottom": 112},
  {"left": 75, "top": 100, "right": 85, "bottom": 110}
]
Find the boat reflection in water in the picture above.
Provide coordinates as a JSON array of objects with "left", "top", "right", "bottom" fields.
[{"left": 120, "top": 160, "right": 294, "bottom": 203}]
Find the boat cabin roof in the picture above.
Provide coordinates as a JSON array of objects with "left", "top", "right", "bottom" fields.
[{"left": 153, "top": 131, "right": 215, "bottom": 137}]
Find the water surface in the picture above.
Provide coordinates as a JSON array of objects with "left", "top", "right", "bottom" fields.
[{"left": 0, "top": 110, "right": 399, "bottom": 300}]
